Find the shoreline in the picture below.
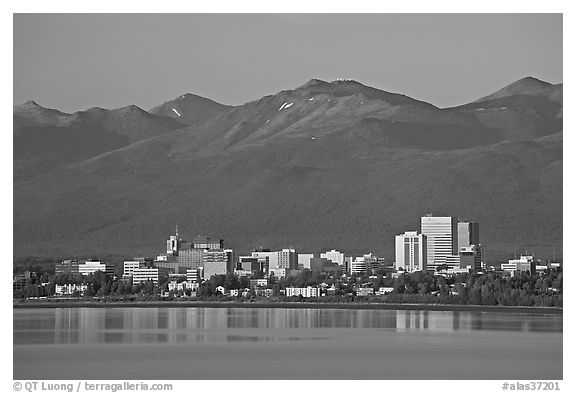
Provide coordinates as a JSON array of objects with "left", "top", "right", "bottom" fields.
[{"left": 12, "top": 300, "right": 563, "bottom": 314}]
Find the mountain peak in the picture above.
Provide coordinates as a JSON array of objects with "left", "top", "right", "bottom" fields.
[
  {"left": 23, "top": 100, "right": 39, "bottom": 106},
  {"left": 475, "top": 76, "right": 558, "bottom": 103},
  {"left": 508, "top": 76, "right": 552, "bottom": 89},
  {"left": 149, "top": 93, "right": 231, "bottom": 126},
  {"left": 331, "top": 78, "right": 360, "bottom": 84},
  {"left": 298, "top": 78, "right": 330, "bottom": 89},
  {"left": 116, "top": 104, "right": 146, "bottom": 114}
]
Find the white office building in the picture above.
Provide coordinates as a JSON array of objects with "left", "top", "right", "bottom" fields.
[
  {"left": 298, "top": 253, "right": 315, "bottom": 269},
  {"left": 320, "top": 249, "right": 345, "bottom": 266},
  {"left": 123, "top": 260, "right": 146, "bottom": 277},
  {"left": 78, "top": 260, "right": 115, "bottom": 276},
  {"left": 501, "top": 255, "right": 535, "bottom": 276},
  {"left": 421, "top": 215, "right": 458, "bottom": 272},
  {"left": 132, "top": 267, "right": 159, "bottom": 284},
  {"left": 350, "top": 256, "right": 368, "bottom": 274},
  {"left": 252, "top": 249, "right": 297, "bottom": 273},
  {"left": 395, "top": 231, "right": 427, "bottom": 272}
]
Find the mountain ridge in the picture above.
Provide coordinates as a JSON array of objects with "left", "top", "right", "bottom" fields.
[{"left": 13, "top": 77, "right": 563, "bottom": 260}]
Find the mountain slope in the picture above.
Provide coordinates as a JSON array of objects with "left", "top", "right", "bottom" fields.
[
  {"left": 66, "top": 105, "right": 185, "bottom": 143},
  {"left": 475, "top": 76, "right": 562, "bottom": 103},
  {"left": 448, "top": 77, "right": 562, "bottom": 140},
  {"left": 13, "top": 100, "right": 71, "bottom": 129},
  {"left": 13, "top": 102, "right": 186, "bottom": 182},
  {"left": 12, "top": 78, "right": 563, "bottom": 260}
]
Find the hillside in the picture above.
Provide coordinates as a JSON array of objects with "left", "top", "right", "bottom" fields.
[
  {"left": 14, "top": 102, "right": 186, "bottom": 182},
  {"left": 13, "top": 77, "right": 563, "bottom": 260}
]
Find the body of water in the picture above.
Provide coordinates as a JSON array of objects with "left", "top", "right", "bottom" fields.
[{"left": 13, "top": 307, "right": 562, "bottom": 379}]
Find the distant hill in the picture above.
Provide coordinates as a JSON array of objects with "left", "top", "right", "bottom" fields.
[
  {"left": 13, "top": 77, "right": 562, "bottom": 261},
  {"left": 450, "top": 77, "right": 563, "bottom": 141},
  {"left": 474, "top": 76, "right": 562, "bottom": 103},
  {"left": 149, "top": 93, "right": 233, "bottom": 125},
  {"left": 13, "top": 102, "right": 187, "bottom": 182}
]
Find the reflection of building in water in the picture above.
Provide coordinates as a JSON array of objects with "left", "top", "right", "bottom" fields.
[
  {"left": 46, "top": 308, "right": 562, "bottom": 347},
  {"left": 396, "top": 310, "right": 470, "bottom": 331}
]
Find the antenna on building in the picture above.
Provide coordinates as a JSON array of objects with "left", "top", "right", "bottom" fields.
[{"left": 175, "top": 224, "right": 179, "bottom": 238}]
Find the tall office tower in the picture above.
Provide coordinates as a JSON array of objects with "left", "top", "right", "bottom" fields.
[
  {"left": 457, "top": 221, "right": 484, "bottom": 269},
  {"left": 421, "top": 215, "right": 458, "bottom": 272},
  {"left": 277, "top": 249, "right": 298, "bottom": 270},
  {"left": 251, "top": 250, "right": 278, "bottom": 271},
  {"left": 177, "top": 248, "right": 205, "bottom": 269},
  {"left": 395, "top": 231, "right": 427, "bottom": 272},
  {"left": 457, "top": 221, "right": 480, "bottom": 249},
  {"left": 166, "top": 225, "right": 185, "bottom": 255}
]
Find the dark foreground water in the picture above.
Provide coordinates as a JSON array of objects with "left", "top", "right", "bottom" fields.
[{"left": 14, "top": 307, "right": 562, "bottom": 379}]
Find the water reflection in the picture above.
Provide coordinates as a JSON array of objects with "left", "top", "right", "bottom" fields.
[{"left": 13, "top": 307, "right": 562, "bottom": 345}]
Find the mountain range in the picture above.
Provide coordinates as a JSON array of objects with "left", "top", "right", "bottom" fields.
[{"left": 13, "top": 77, "right": 562, "bottom": 261}]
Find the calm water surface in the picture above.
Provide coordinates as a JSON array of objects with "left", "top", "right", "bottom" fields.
[{"left": 13, "top": 307, "right": 562, "bottom": 379}]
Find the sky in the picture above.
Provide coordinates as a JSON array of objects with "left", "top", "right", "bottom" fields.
[{"left": 13, "top": 13, "right": 562, "bottom": 112}]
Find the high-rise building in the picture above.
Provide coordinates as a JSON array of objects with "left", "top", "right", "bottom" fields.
[
  {"left": 395, "top": 231, "right": 427, "bottom": 272},
  {"left": 459, "top": 245, "right": 483, "bottom": 270},
  {"left": 458, "top": 221, "right": 480, "bottom": 249},
  {"left": 320, "top": 250, "right": 345, "bottom": 266},
  {"left": 277, "top": 249, "right": 298, "bottom": 270},
  {"left": 202, "top": 249, "right": 234, "bottom": 279},
  {"left": 457, "top": 221, "right": 484, "bottom": 269},
  {"left": 177, "top": 248, "right": 205, "bottom": 269},
  {"left": 166, "top": 225, "right": 185, "bottom": 255},
  {"left": 421, "top": 215, "right": 458, "bottom": 272},
  {"left": 298, "top": 254, "right": 315, "bottom": 269},
  {"left": 192, "top": 235, "right": 223, "bottom": 250}
]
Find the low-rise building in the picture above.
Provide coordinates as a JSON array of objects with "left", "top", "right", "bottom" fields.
[
  {"left": 378, "top": 287, "right": 394, "bottom": 295},
  {"left": 269, "top": 268, "right": 289, "bottom": 278},
  {"left": 55, "top": 260, "right": 80, "bottom": 276},
  {"left": 123, "top": 260, "right": 147, "bottom": 277},
  {"left": 501, "top": 255, "right": 535, "bottom": 276},
  {"left": 186, "top": 268, "right": 201, "bottom": 283},
  {"left": 254, "top": 288, "right": 274, "bottom": 297},
  {"left": 132, "top": 267, "right": 159, "bottom": 284},
  {"left": 54, "top": 283, "right": 88, "bottom": 296},
  {"left": 249, "top": 279, "right": 268, "bottom": 289},
  {"left": 78, "top": 260, "right": 115, "bottom": 276},
  {"left": 355, "top": 287, "right": 374, "bottom": 297},
  {"left": 168, "top": 281, "right": 190, "bottom": 292},
  {"left": 229, "top": 289, "right": 240, "bottom": 297},
  {"left": 285, "top": 286, "right": 320, "bottom": 298}
]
